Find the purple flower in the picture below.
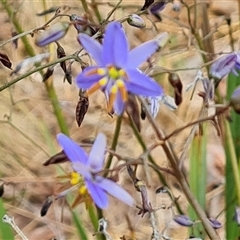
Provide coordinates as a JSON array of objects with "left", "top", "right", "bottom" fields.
[
  {"left": 57, "top": 133, "right": 135, "bottom": 209},
  {"left": 173, "top": 215, "right": 194, "bottom": 227},
  {"left": 76, "top": 21, "right": 167, "bottom": 115},
  {"left": 210, "top": 53, "right": 240, "bottom": 80},
  {"left": 208, "top": 218, "right": 222, "bottom": 229},
  {"left": 36, "top": 22, "right": 70, "bottom": 47}
]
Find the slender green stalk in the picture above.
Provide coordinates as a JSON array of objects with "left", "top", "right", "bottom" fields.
[
  {"left": 104, "top": 115, "right": 123, "bottom": 176},
  {"left": 1, "top": 0, "right": 69, "bottom": 135},
  {"left": 225, "top": 121, "right": 240, "bottom": 205}
]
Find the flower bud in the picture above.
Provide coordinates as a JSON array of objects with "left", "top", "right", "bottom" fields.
[
  {"left": 149, "top": 1, "right": 166, "bottom": 15},
  {"left": 155, "top": 32, "right": 169, "bottom": 49},
  {"left": 210, "top": 53, "right": 237, "bottom": 80},
  {"left": 127, "top": 14, "right": 146, "bottom": 28},
  {"left": 233, "top": 205, "right": 240, "bottom": 225},
  {"left": 36, "top": 22, "right": 70, "bottom": 47},
  {"left": 208, "top": 218, "right": 222, "bottom": 229},
  {"left": 230, "top": 86, "right": 240, "bottom": 113},
  {"left": 173, "top": 215, "right": 194, "bottom": 227}
]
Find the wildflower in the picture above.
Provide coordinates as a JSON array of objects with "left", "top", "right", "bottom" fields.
[
  {"left": 173, "top": 215, "right": 194, "bottom": 227},
  {"left": 57, "top": 133, "right": 135, "bottom": 209},
  {"left": 36, "top": 22, "right": 70, "bottom": 47},
  {"left": 210, "top": 53, "right": 240, "bottom": 82},
  {"left": 76, "top": 21, "right": 168, "bottom": 115}
]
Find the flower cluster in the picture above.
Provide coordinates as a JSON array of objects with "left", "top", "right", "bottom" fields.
[{"left": 76, "top": 21, "right": 168, "bottom": 115}]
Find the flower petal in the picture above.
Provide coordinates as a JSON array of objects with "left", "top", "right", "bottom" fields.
[
  {"left": 85, "top": 180, "right": 108, "bottom": 209},
  {"left": 76, "top": 67, "right": 102, "bottom": 89},
  {"left": 125, "top": 69, "right": 163, "bottom": 96},
  {"left": 126, "top": 32, "right": 169, "bottom": 68},
  {"left": 57, "top": 133, "right": 88, "bottom": 165},
  {"left": 96, "top": 177, "right": 135, "bottom": 207},
  {"left": 78, "top": 34, "right": 103, "bottom": 65},
  {"left": 114, "top": 91, "right": 125, "bottom": 115},
  {"left": 87, "top": 133, "right": 106, "bottom": 172},
  {"left": 102, "top": 22, "right": 128, "bottom": 67},
  {"left": 126, "top": 40, "right": 158, "bottom": 68}
]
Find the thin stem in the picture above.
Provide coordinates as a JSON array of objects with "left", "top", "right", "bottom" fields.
[
  {"left": 139, "top": 97, "right": 220, "bottom": 240},
  {"left": 225, "top": 121, "right": 240, "bottom": 206},
  {"left": 104, "top": 115, "right": 123, "bottom": 177}
]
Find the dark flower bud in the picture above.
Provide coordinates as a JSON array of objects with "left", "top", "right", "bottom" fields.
[
  {"left": 127, "top": 14, "right": 146, "bottom": 28},
  {"left": 42, "top": 66, "right": 54, "bottom": 82},
  {"left": 230, "top": 86, "right": 240, "bottom": 113},
  {"left": 76, "top": 90, "right": 89, "bottom": 127},
  {"left": 208, "top": 218, "right": 222, "bottom": 229},
  {"left": 0, "top": 183, "right": 4, "bottom": 197},
  {"left": 168, "top": 73, "right": 182, "bottom": 105},
  {"left": 36, "top": 22, "right": 70, "bottom": 47},
  {"left": 173, "top": 215, "right": 194, "bottom": 227},
  {"left": 41, "top": 196, "right": 53, "bottom": 216}
]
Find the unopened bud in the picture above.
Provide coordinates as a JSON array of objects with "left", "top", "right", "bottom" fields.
[
  {"left": 173, "top": 215, "right": 194, "bottom": 227},
  {"left": 127, "top": 14, "right": 146, "bottom": 28},
  {"left": 36, "top": 22, "right": 70, "bottom": 47},
  {"left": 233, "top": 205, "right": 240, "bottom": 225},
  {"left": 230, "top": 86, "right": 240, "bottom": 113},
  {"left": 149, "top": 1, "right": 166, "bottom": 15},
  {"left": 155, "top": 32, "right": 169, "bottom": 49},
  {"left": 208, "top": 218, "right": 222, "bottom": 229},
  {"left": 210, "top": 53, "right": 237, "bottom": 80}
]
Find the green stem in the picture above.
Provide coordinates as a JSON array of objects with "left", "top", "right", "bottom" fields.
[
  {"left": 104, "top": 115, "right": 123, "bottom": 177},
  {"left": 1, "top": 0, "right": 69, "bottom": 135},
  {"left": 225, "top": 121, "right": 240, "bottom": 205}
]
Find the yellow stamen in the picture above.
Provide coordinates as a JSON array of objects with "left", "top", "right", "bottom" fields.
[
  {"left": 108, "top": 85, "right": 118, "bottom": 112},
  {"left": 108, "top": 67, "right": 119, "bottom": 79},
  {"left": 99, "top": 77, "right": 108, "bottom": 86},
  {"left": 116, "top": 80, "right": 128, "bottom": 102},
  {"left": 70, "top": 172, "right": 81, "bottom": 185},
  {"left": 97, "top": 68, "right": 107, "bottom": 75},
  {"left": 118, "top": 69, "right": 125, "bottom": 77},
  {"left": 79, "top": 185, "right": 87, "bottom": 195}
]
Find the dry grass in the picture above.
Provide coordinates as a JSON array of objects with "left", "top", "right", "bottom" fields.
[{"left": 0, "top": 0, "right": 238, "bottom": 239}]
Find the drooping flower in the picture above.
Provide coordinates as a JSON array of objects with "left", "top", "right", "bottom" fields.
[
  {"left": 57, "top": 133, "right": 135, "bottom": 209},
  {"left": 210, "top": 53, "right": 240, "bottom": 81},
  {"left": 76, "top": 21, "right": 168, "bottom": 115},
  {"left": 173, "top": 215, "right": 194, "bottom": 227},
  {"left": 36, "top": 22, "right": 70, "bottom": 47}
]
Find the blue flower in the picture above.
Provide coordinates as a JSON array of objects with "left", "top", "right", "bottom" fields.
[
  {"left": 210, "top": 53, "right": 240, "bottom": 80},
  {"left": 76, "top": 21, "right": 167, "bottom": 115},
  {"left": 57, "top": 133, "right": 135, "bottom": 209}
]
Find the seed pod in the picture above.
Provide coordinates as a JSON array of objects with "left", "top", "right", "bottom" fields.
[
  {"left": 42, "top": 66, "right": 54, "bottom": 82},
  {"left": 76, "top": 90, "right": 89, "bottom": 127},
  {"left": 41, "top": 196, "right": 53, "bottom": 216},
  {"left": 127, "top": 14, "right": 146, "bottom": 28},
  {"left": 168, "top": 73, "right": 182, "bottom": 105},
  {"left": 0, "top": 52, "right": 12, "bottom": 69}
]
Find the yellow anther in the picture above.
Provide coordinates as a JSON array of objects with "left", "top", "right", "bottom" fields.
[
  {"left": 108, "top": 67, "right": 119, "bottom": 79},
  {"left": 70, "top": 172, "right": 81, "bottom": 185},
  {"left": 110, "top": 85, "right": 118, "bottom": 94},
  {"left": 118, "top": 69, "right": 125, "bottom": 77},
  {"left": 79, "top": 185, "right": 87, "bottom": 195},
  {"left": 116, "top": 79, "right": 125, "bottom": 87},
  {"left": 97, "top": 68, "right": 107, "bottom": 75},
  {"left": 99, "top": 77, "right": 108, "bottom": 86}
]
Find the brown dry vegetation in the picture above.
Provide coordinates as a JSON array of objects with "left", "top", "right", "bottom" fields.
[{"left": 0, "top": 0, "right": 238, "bottom": 239}]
